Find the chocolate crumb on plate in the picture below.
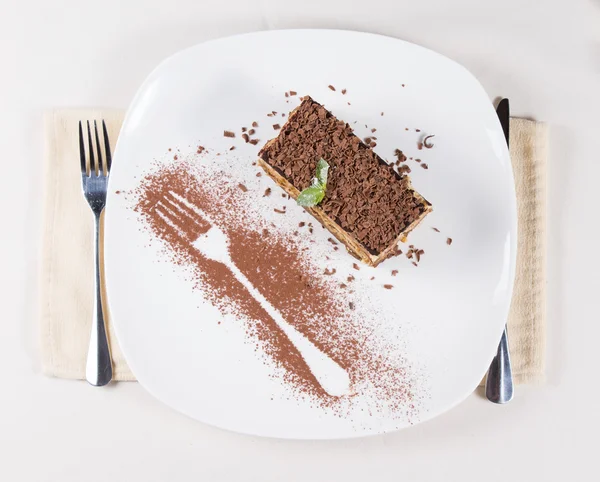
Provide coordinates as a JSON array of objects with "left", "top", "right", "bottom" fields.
[
  {"left": 229, "top": 146, "right": 235, "bottom": 151},
  {"left": 237, "top": 183, "right": 248, "bottom": 192},
  {"left": 263, "top": 188, "right": 271, "bottom": 197},
  {"left": 324, "top": 268, "right": 336, "bottom": 275},
  {"left": 421, "top": 163, "right": 429, "bottom": 169},
  {"left": 349, "top": 302, "right": 355, "bottom": 310},
  {"left": 290, "top": 90, "right": 297, "bottom": 96},
  {"left": 273, "top": 124, "right": 281, "bottom": 130},
  {"left": 241, "top": 127, "right": 247, "bottom": 133},
  {"left": 256, "top": 172, "right": 262, "bottom": 177},
  {"left": 384, "top": 284, "right": 393, "bottom": 289},
  {"left": 285, "top": 92, "right": 289, "bottom": 98},
  {"left": 432, "top": 227, "right": 440, "bottom": 232},
  {"left": 248, "top": 129, "right": 255, "bottom": 135},
  {"left": 340, "top": 283, "right": 347, "bottom": 288},
  {"left": 423, "top": 135, "right": 435, "bottom": 148},
  {"left": 352, "top": 263, "right": 360, "bottom": 270},
  {"left": 328, "top": 85, "right": 336, "bottom": 91},
  {"left": 391, "top": 270, "right": 398, "bottom": 276},
  {"left": 242, "top": 133, "right": 250, "bottom": 143},
  {"left": 412, "top": 261, "right": 418, "bottom": 267},
  {"left": 298, "top": 222, "right": 305, "bottom": 227},
  {"left": 274, "top": 208, "right": 286, "bottom": 214},
  {"left": 252, "top": 121, "right": 258, "bottom": 127},
  {"left": 249, "top": 139, "right": 260, "bottom": 145},
  {"left": 447, "top": 237, "right": 453, "bottom": 245},
  {"left": 341, "top": 88, "right": 347, "bottom": 94},
  {"left": 224, "top": 130, "right": 235, "bottom": 138}
]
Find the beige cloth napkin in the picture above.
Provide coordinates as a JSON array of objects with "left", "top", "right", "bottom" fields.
[{"left": 39, "top": 110, "right": 547, "bottom": 384}]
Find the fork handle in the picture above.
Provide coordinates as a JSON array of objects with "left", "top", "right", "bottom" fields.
[
  {"left": 85, "top": 212, "right": 113, "bottom": 386},
  {"left": 485, "top": 326, "right": 513, "bottom": 403}
]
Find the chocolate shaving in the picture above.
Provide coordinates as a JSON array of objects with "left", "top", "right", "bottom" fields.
[
  {"left": 224, "top": 131, "right": 235, "bottom": 138},
  {"left": 423, "top": 135, "right": 435, "bottom": 148},
  {"left": 273, "top": 124, "right": 281, "bottom": 130},
  {"left": 242, "top": 133, "right": 250, "bottom": 143},
  {"left": 274, "top": 208, "right": 286, "bottom": 214},
  {"left": 237, "top": 183, "right": 248, "bottom": 192},
  {"left": 290, "top": 90, "right": 297, "bottom": 96},
  {"left": 249, "top": 139, "right": 260, "bottom": 145},
  {"left": 412, "top": 261, "right": 418, "bottom": 267},
  {"left": 384, "top": 284, "right": 393, "bottom": 290},
  {"left": 352, "top": 263, "right": 360, "bottom": 271},
  {"left": 432, "top": 227, "right": 440, "bottom": 232},
  {"left": 328, "top": 85, "right": 336, "bottom": 91},
  {"left": 229, "top": 146, "right": 235, "bottom": 151}
]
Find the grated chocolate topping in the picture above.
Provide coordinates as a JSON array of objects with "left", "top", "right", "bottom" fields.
[{"left": 259, "top": 97, "right": 429, "bottom": 254}]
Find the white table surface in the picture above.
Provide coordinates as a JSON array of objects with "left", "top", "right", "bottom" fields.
[{"left": 2, "top": 0, "right": 599, "bottom": 480}]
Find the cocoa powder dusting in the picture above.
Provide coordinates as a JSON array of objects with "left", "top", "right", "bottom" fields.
[{"left": 133, "top": 160, "right": 423, "bottom": 419}]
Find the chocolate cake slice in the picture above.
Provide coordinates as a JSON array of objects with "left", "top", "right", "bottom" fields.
[{"left": 258, "top": 96, "right": 432, "bottom": 266}]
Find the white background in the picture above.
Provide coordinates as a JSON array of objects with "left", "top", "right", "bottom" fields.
[{"left": 2, "top": 0, "right": 599, "bottom": 480}]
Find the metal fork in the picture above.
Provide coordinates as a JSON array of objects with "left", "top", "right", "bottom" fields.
[{"left": 79, "top": 120, "right": 113, "bottom": 386}]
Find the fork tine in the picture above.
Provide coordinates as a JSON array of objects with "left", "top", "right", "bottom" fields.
[
  {"left": 102, "top": 120, "right": 112, "bottom": 172},
  {"left": 87, "top": 121, "right": 96, "bottom": 175},
  {"left": 94, "top": 120, "right": 104, "bottom": 175},
  {"left": 78, "top": 121, "right": 86, "bottom": 174}
]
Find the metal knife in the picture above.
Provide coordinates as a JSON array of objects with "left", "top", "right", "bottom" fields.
[{"left": 485, "top": 98, "right": 514, "bottom": 404}]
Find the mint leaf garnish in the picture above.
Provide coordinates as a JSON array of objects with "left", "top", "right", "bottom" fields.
[
  {"left": 297, "top": 159, "right": 330, "bottom": 207},
  {"left": 297, "top": 185, "right": 325, "bottom": 206},
  {"left": 315, "top": 158, "right": 329, "bottom": 186}
]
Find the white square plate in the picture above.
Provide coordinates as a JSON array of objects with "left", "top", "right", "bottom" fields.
[{"left": 105, "top": 30, "right": 516, "bottom": 439}]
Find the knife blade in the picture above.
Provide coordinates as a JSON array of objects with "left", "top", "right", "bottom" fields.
[{"left": 485, "top": 98, "right": 514, "bottom": 404}]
